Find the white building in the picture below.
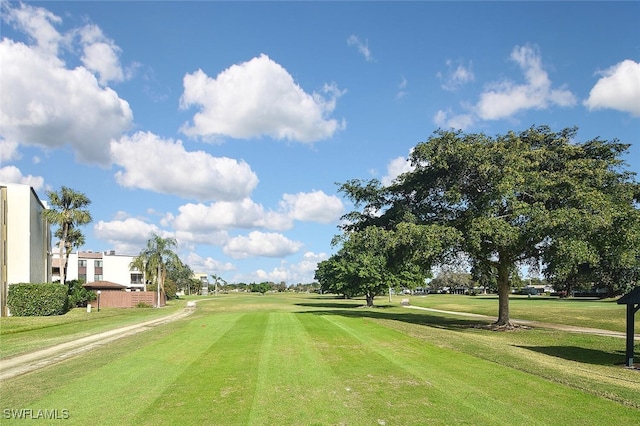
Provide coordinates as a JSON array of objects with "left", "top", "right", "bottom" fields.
[
  {"left": 53, "top": 250, "right": 144, "bottom": 291},
  {"left": 0, "top": 183, "right": 52, "bottom": 316}
]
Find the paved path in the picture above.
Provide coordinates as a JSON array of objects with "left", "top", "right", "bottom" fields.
[
  {"left": 0, "top": 306, "right": 196, "bottom": 381},
  {"left": 403, "top": 305, "right": 640, "bottom": 340}
]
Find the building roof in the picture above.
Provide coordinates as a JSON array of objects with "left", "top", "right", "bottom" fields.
[
  {"left": 617, "top": 287, "right": 640, "bottom": 305},
  {"left": 83, "top": 281, "right": 128, "bottom": 290},
  {"left": 0, "top": 182, "right": 47, "bottom": 210},
  {"left": 78, "top": 251, "right": 103, "bottom": 259}
]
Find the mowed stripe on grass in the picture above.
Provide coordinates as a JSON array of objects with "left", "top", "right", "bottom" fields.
[
  {"left": 2, "top": 299, "right": 639, "bottom": 425},
  {"left": 306, "top": 313, "right": 638, "bottom": 425},
  {"left": 1, "top": 308, "right": 243, "bottom": 425}
]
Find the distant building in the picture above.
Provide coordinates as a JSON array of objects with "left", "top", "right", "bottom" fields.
[
  {"left": 52, "top": 251, "right": 144, "bottom": 291},
  {"left": 0, "top": 183, "right": 52, "bottom": 317},
  {"left": 194, "top": 272, "right": 209, "bottom": 295}
]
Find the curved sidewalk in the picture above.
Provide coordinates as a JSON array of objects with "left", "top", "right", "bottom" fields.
[
  {"left": 403, "top": 305, "right": 640, "bottom": 340},
  {"left": 0, "top": 306, "right": 196, "bottom": 381}
]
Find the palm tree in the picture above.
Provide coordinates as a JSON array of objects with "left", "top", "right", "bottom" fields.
[
  {"left": 129, "top": 255, "right": 148, "bottom": 292},
  {"left": 210, "top": 274, "right": 227, "bottom": 296},
  {"left": 56, "top": 225, "right": 86, "bottom": 285},
  {"left": 43, "top": 187, "right": 92, "bottom": 285},
  {"left": 131, "top": 234, "right": 179, "bottom": 306}
]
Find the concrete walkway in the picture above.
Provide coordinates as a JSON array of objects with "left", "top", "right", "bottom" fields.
[{"left": 403, "top": 305, "right": 640, "bottom": 340}]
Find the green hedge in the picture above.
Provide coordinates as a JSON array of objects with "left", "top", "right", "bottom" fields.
[{"left": 7, "top": 283, "right": 69, "bottom": 316}]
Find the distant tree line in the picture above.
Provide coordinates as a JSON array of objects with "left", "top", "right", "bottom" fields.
[{"left": 209, "top": 281, "right": 320, "bottom": 294}]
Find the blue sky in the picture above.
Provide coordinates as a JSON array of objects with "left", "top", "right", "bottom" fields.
[{"left": 1, "top": 1, "right": 639, "bottom": 284}]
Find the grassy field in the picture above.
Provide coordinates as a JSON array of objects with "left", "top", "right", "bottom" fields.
[
  {"left": 0, "top": 299, "right": 186, "bottom": 358},
  {"left": 1, "top": 293, "right": 638, "bottom": 425},
  {"left": 405, "top": 293, "right": 638, "bottom": 333}
]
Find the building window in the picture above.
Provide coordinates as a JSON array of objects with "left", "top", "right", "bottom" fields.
[
  {"left": 94, "top": 274, "right": 103, "bottom": 281},
  {"left": 79, "top": 260, "right": 87, "bottom": 267},
  {"left": 78, "top": 274, "right": 87, "bottom": 283},
  {"left": 131, "top": 273, "right": 143, "bottom": 284},
  {"left": 95, "top": 260, "right": 103, "bottom": 268}
]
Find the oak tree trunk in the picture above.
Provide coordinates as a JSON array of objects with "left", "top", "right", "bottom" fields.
[
  {"left": 495, "top": 260, "right": 512, "bottom": 326},
  {"left": 366, "top": 291, "right": 374, "bottom": 307}
]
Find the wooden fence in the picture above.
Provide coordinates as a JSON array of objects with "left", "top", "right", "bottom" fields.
[{"left": 95, "top": 291, "right": 165, "bottom": 308}]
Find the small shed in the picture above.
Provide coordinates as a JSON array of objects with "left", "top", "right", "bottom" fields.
[{"left": 616, "top": 287, "right": 640, "bottom": 368}]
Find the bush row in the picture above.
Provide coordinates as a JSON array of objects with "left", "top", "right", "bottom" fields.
[{"left": 7, "top": 283, "right": 69, "bottom": 316}]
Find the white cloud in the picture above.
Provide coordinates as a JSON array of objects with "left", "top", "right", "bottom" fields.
[
  {"left": 3, "top": 2, "right": 63, "bottom": 56},
  {"left": 382, "top": 155, "right": 414, "bottom": 186},
  {"left": 252, "top": 267, "right": 290, "bottom": 284},
  {"left": 170, "top": 190, "right": 342, "bottom": 240},
  {"left": 180, "top": 54, "right": 345, "bottom": 142},
  {"left": 171, "top": 198, "right": 292, "bottom": 234},
  {"left": 439, "top": 60, "right": 475, "bottom": 91},
  {"left": 173, "top": 230, "right": 230, "bottom": 247},
  {"left": 0, "top": 166, "right": 44, "bottom": 190},
  {"left": 111, "top": 132, "right": 259, "bottom": 201},
  {"left": 223, "top": 231, "right": 302, "bottom": 259},
  {"left": 77, "top": 24, "right": 127, "bottom": 85},
  {"left": 396, "top": 76, "right": 408, "bottom": 100},
  {"left": 280, "top": 190, "right": 344, "bottom": 224},
  {"left": 433, "top": 45, "right": 576, "bottom": 129},
  {"left": 185, "top": 252, "right": 235, "bottom": 275},
  {"left": 0, "top": 140, "right": 20, "bottom": 163},
  {"left": 347, "top": 35, "right": 373, "bottom": 62},
  {"left": 584, "top": 59, "right": 640, "bottom": 117},
  {"left": 0, "top": 3, "right": 133, "bottom": 164},
  {"left": 476, "top": 45, "right": 576, "bottom": 120},
  {"left": 0, "top": 39, "right": 133, "bottom": 164},
  {"left": 93, "top": 217, "right": 172, "bottom": 254},
  {"left": 238, "top": 251, "right": 329, "bottom": 284},
  {"left": 433, "top": 109, "right": 476, "bottom": 130},
  {"left": 4, "top": 3, "right": 128, "bottom": 86},
  {"left": 291, "top": 251, "right": 328, "bottom": 278}
]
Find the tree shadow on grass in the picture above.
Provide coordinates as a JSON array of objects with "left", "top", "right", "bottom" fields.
[
  {"left": 295, "top": 302, "right": 366, "bottom": 309},
  {"left": 517, "top": 345, "right": 627, "bottom": 366},
  {"left": 295, "top": 303, "right": 492, "bottom": 332}
]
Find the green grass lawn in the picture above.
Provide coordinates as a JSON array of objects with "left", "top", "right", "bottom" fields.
[
  {"left": 0, "top": 299, "right": 185, "bottom": 358},
  {"left": 1, "top": 293, "right": 638, "bottom": 425},
  {"left": 405, "top": 293, "right": 638, "bottom": 333}
]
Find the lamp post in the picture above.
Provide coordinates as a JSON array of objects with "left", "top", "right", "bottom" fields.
[{"left": 97, "top": 290, "right": 101, "bottom": 312}]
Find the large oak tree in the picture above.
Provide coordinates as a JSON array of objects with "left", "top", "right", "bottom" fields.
[{"left": 339, "top": 126, "right": 639, "bottom": 326}]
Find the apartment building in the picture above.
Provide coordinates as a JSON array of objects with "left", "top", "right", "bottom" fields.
[
  {"left": 0, "top": 183, "right": 52, "bottom": 316},
  {"left": 194, "top": 272, "right": 210, "bottom": 295},
  {"left": 52, "top": 250, "right": 145, "bottom": 290}
]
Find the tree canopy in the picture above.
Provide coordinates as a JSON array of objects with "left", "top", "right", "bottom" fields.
[
  {"left": 315, "top": 225, "right": 440, "bottom": 306},
  {"left": 165, "top": 256, "right": 193, "bottom": 298},
  {"left": 338, "top": 126, "right": 640, "bottom": 325}
]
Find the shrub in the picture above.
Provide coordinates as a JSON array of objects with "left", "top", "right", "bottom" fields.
[
  {"left": 7, "top": 283, "right": 69, "bottom": 316},
  {"left": 67, "top": 280, "right": 96, "bottom": 308},
  {"left": 164, "top": 279, "right": 177, "bottom": 299},
  {"left": 136, "top": 302, "right": 152, "bottom": 308}
]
